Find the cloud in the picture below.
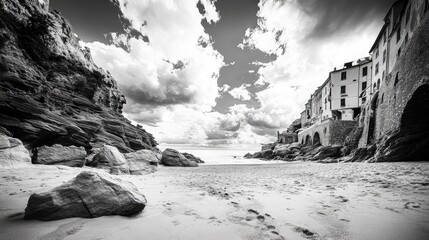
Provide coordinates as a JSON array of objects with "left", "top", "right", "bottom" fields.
[
  {"left": 85, "top": 0, "right": 224, "bottom": 110},
  {"left": 229, "top": 84, "right": 252, "bottom": 101},
  {"left": 235, "top": 0, "right": 385, "bottom": 132}
]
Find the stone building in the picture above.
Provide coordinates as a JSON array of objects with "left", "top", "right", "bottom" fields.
[
  {"left": 320, "top": 77, "right": 332, "bottom": 121},
  {"left": 330, "top": 58, "right": 372, "bottom": 121},
  {"left": 359, "top": 0, "right": 429, "bottom": 153}
]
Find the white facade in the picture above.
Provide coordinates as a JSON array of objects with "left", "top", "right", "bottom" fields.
[
  {"left": 320, "top": 78, "right": 332, "bottom": 121},
  {"left": 330, "top": 59, "right": 372, "bottom": 120}
]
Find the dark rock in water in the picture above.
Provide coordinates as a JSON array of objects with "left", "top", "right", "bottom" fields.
[
  {"left": 0, "top": 0, "right": 157, "bottom": 153},
  {"left": 261, "top": 149, "right": 274, "bottom": 159},
  {"left": 33, "top": 144, "right": 86, "bottom": 167},
  {"left": 0, "top": 134, "right": 31, "bottom": 167},
  {"left": 25, "top": 171, "right": 146, "bottom": 221},
  {"left": 243, "top": 153, "right": 253, "bottom": 159},
  {"left": 252, "top": 152, "right": 262, "bottom": 159},
  {"left": 311, "top": 146, "right": 342, "bottom": 161},
  {"left": 182, "top": 152, "right": 205, "bottom": 163},
  {"left": 161, "top": 148, "right": 198, "bottom": 167}
]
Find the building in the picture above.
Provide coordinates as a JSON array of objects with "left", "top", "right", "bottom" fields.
[
  {"left": 359, "top": 0, "right": 429, "bottom": 148},
  {"left": 320, "top": 77, "right": 332, "bottom": 121},
  {"left": 330, "top": 58, "right": 372, "bottom": 121}
]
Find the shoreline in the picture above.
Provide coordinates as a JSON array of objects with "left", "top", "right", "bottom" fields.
[{"left": 1, "top": 162, "right": 429, "bottom": 240}]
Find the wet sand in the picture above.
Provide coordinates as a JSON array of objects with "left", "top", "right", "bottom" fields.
[{"left": 1, "top": 162, "right": 428, "bottom": 240}]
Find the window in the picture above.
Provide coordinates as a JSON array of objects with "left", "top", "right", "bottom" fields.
[
  {"left": 362, "top": 97, "right": 366, "bottom": 103},
  {"left": 362, "top": 81, "right": 367, "bottom": 91},
  {"left": 341, "top": 71, "right": 347, "bottom": 80},
  {"left": 397, "top": 26, "right": 401, "bottom": 43},
  {"left": 383, "top": 50, "right": 386, "bottom": 63},
  {"left": 375, "top": 48, "right": 379, "bottom": 58},
  {"left": 383, "top": 31, "right": 387, "bottom": 44},
  {"left": 377, "top": 79, "right": 381, "bottom": 89},
  {"left": 363, "top": 66, "right": 368, "bottom": 76},
  {"left": 406, "top": 6, "right": 411, "bottom": 24},
  {"left": 394, "top": 72, "right": 399, "bottom": 86},
  {"left": 341, "top": 98, "right": 346, "bottom": 107},
  {"left": 405, "top": 34, "right": 409, "bottom": 44},
  {"left": 375, "top": 63, "right": 379, "bottom": 74},
  {"left": 341, "top": 86, "right": 346, "bottom": 94},
  {"left": 398, "top": 48, "right": 401, "bottom": 57},
  {"left": 382, "top": 71, "right": 385, "bottom": 81}
]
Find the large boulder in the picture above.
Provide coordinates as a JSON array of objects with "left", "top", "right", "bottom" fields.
[
  {"left": 0, "top": 134, "right": 31, "bottom": 167},
  {"left": 25, "top": 171, "right": 146, "bottom": 221},
  {"left": 161, "top": 148, "right": 198, "bottom": 167},
  {"left": 182, "top": 152, "right": 205, "bottom": 164},
  {"left": 90, "top": 144, "right": 129, "bottom": 174},
  {"left": 124, "top": 149, "right": 161, "bottom": 174},
  {"left": 311, "top": 146, "right": 343, "bottom": 160},
  {"left": 33, "top": 144, "right": 86, "bottom": 167}
]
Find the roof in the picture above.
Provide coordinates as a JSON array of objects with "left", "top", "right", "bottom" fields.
[{"left": 330, "top": 57, "right": 372, "bottom": 73}]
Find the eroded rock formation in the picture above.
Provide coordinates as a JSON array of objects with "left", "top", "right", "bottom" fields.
[
  {"left": 0, "top": 0, "right": 157, "bottom": 153},
  {"left": 0, "top": 134, "right": 31, "bottom": 167}
]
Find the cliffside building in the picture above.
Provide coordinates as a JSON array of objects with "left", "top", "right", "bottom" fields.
[{"left": 330, "top": 58, "right": 372, "bottom": 121}]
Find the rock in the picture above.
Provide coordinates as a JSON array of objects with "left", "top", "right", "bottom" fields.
[
  {"left": 90, "top": 145, "right": 129, "bottom": 174},
  {"left": 243, "top": 153, "right": 253, "bottom": 159},
  {"left": 182, "top": 152, "right": 205, "bottom": 163},
  {"left": 0, "top": 134, "right": 31, "bottom": 167},
  {"left": 273, "top": 144, "right": 291, "bottom": 157},
  {"left": 124, "top": 149, "right": 161, "bottom": 174},
  {"left": 161, "top": 148, "right": 198, "bottom": 167},
  {"left": 261, "top": 143, "right": 277, "bottom": 151},
  {"left": 311, "top": 146, "right": 343, "bottom": 161},
  {"left": 261, "top": 149, "right": 274, "bottom": 159},
  {"left": 25, "top": 171, "right": 146, "bottom": 221},
  {"left": 33, "top": 144, "right": 86, "bottom": 167},
  {"left": 0, "top": 0, "right": 157, "bottom": 153}
]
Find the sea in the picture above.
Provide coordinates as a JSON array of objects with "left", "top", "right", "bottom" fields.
[{"left": 157, "top": 145, "right": 283, "bottom": 165}]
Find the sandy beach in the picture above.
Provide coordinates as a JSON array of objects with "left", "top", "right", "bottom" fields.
[{"left": 1, "top": 162, "right": 428, "bottom": 240}]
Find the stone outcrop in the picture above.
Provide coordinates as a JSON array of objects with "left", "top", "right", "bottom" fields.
[
  {"left": 124, "top": 149, "right": 161, "bottom": 174},
  {"left": 32, "top": 144, "right": 86, "bottom": 167},
  {"left": 25, "top": 171, "right": 146, "bottom": 221},
  {"left": 0, "top": 0, "right": 157, "bottom": 153},
  {"left": 87, "top": 145, "right": 160, "bottom": 175},
  {"left": 161, "top": 148, "right": 198, "bottom": 167},
  {"left": 182, "top": 152, "right": 205, "bottom": 164},
  {"left": 0, "top": 134, "right": 31, "bottom": 167}
]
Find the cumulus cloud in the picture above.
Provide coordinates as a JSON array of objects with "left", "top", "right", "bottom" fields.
[
  {"left": 229, "top": 84, "right": 252, "bottom": 101},
  {"left": 86, "top": 0, "right": 224, "bottom": 109},
  {"left": 236, "top": 0, "right": 384, "bottom": 131}
]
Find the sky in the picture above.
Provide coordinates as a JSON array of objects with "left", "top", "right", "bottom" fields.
[{"left": 50, "top": 0, "right": 396, "bottom": 148}]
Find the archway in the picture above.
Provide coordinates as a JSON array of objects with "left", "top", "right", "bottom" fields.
[
  {"left": 389, "top": 85, "right": 429, "bottom": 161},
  {"left": 313, "top": 132, "right": 321, "bottom": 146},
  {"left": 305, "top": 135, "right": 312, "bottom": 146}
]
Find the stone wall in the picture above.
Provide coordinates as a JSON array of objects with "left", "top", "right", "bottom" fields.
[
  {"left": 329, "top": 121, "right": 357, "bottom": 146},
  {"left": 374, "top": 14, "right": 429, "bottom": 139}
]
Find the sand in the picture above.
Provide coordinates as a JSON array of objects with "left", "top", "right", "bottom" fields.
[{"left": 1, "top": 162, "right": 428, "bottom": 240}]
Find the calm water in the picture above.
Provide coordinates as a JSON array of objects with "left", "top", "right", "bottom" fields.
[{"left": 158, "top": 145, "right": 282, "bottom": 165}]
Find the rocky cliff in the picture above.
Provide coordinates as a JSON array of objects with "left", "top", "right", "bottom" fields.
[{"left": 0, "top": 0, "right": 157, "bottom": 153}]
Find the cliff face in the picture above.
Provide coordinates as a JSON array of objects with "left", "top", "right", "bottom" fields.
[{"left": 0, "top": 0, "right": 157, "bottom": 152}]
